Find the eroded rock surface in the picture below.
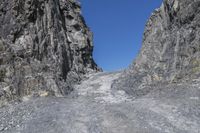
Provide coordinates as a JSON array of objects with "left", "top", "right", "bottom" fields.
[
  {"left": 113, "top": 0, "right": 200, "bottom": 93},
  {"left": 0, "top": 0, "right": 99, "bottom": 105}
]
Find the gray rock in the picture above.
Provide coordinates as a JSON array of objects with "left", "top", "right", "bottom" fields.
[
  {"left": 1, "top": 0, "right": 200, "bottom": 132},
  {"left": 112, "top": 0, "right": 200, "bottom": 95},
  {"left": 0, "top": 0, "right": 100, "bottom": 106}
]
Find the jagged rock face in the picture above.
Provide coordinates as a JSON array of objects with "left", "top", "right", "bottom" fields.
[
  {"left": 113, "top": 0, "right": 200, "bottom": 94},
  {"left": 0, "top": 0, "right": 99, "bottom": 105}
]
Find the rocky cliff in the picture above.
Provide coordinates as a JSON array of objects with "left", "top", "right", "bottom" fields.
[
  {"left": 113, "top": 0, "right": 200, "bottom": 95},
  {"left": 0, "top": 1, "right": 200, "bottom": 132},
  {"left": 0, "top": 0, "right": 99, "bottom": 105}
]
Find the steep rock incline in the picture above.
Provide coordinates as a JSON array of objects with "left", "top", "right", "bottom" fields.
[
  {"left": 0, "top": 0, "right": 99, "bottom": 106},
  {"left": 113, "top": 0, "right": 200, "bottom": 94}
]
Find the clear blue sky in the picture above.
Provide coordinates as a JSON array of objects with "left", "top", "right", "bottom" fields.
[{"left": 80, "top": 0, "right": 163, "bottom": 71}]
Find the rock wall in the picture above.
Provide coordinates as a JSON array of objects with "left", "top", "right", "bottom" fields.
[
  {"left": 113, "top": 0, "right": 200, "bottom": 95},
  {"left": 0, "top": 0, "right": 99, "bottom": 105}
]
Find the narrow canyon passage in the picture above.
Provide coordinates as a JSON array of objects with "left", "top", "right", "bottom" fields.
[
  {"left": 1, "top": 0, "right": 200, "bottom": 133},
  {"left": 0, "top": 72, "right": 200, "bottom": 133}
]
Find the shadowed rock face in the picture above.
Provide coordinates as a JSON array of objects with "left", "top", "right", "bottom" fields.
[
  {"left": 0, "top": 0, "right": 100, "bottom": 105},
  {"left": 113, "top": 0, "right": 200, "bottom": 94}
]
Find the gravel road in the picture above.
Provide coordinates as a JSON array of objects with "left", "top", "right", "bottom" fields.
[{"left": 0, "top": 72, "right": 200, "bottom": 133}]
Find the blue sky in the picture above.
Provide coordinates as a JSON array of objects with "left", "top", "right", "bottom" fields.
[{"left": 80, "top": 0, "right": 163, "bottom": 71}]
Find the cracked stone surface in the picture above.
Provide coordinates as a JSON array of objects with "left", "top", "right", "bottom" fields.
[
  {"left": 0, "top": 0, "right": 100, "bottom": 106},
  {"left": 112, "top": 0, "right": 200, "bottom": 93}
]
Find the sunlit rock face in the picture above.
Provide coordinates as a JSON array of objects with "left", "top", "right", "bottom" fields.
[
  {"left": 0, "top": 0, "right": 100, "bottom": 105},
  {"left": 113, "top": 0, "right": 200, "bottom": 94}
]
